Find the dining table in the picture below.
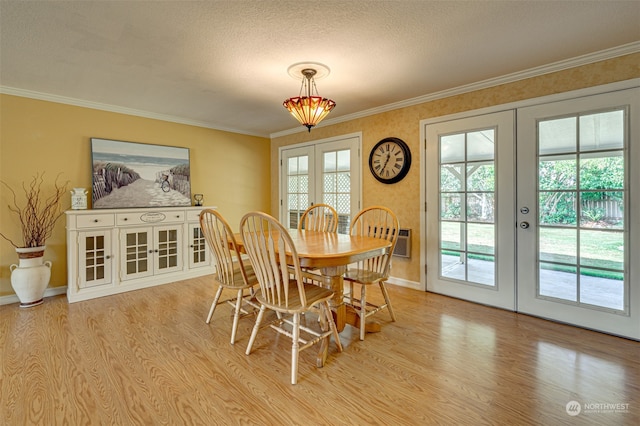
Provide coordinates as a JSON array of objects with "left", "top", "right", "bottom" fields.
[{"left": 234, "top": 229, "right": 392, "bottom": 366}]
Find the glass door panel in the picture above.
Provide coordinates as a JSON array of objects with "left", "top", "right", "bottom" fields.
[
  {"left": 281, "top": 135, "right": 360, "bottom": 234},
  {"left": 426, "top": 110, "right": 515, "bottom": 310},
  {"left": 517, "top": 88, "right": 639, "bottom": 339},
  {"left": 281, "top": 146, "right": 314, "bottom": 229}
]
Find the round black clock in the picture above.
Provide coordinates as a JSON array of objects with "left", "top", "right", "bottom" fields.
[{"left": 368, "top": 137, "right": 411, "bottom": 184}]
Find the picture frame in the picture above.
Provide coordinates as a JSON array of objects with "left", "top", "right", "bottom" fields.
[{"left": 91, "top": 138, "right": 191, "bottom": 209}]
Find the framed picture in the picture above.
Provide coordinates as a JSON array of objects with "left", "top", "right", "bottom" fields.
[{"left": 91, "top": 138, "right": 191, "bottom": 209}]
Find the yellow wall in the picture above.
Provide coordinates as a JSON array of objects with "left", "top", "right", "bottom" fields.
[
  {"left": 0, "top": 95, "right": 270, "bottom": 296},
  {"left": 2, "top": 54, "right": 638, "bottom": 297},
  {"left": 271, "top": 53, "right": 640, "bottom": 285}
]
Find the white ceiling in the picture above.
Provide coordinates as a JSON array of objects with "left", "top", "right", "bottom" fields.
[{"left": 1, "top": 1, "right": 639, "bottom": 137}]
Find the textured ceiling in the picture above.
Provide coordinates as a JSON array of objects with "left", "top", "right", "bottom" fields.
[{"left": 1, "top": 1, "right": 639, "bottom": 137}]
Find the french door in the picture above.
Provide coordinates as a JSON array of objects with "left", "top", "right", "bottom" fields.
[
  {"left": 426, "top": 87, "right": 639, "bottom": 339},
  {"left": 280, "top": 135, "right": 361, "bottom": 234},
  {"left": 517, "top": 89, "right": 639, "bottom": 339},
  {"left": 426, "top": 111, "right": 516, "bottom": 310}
]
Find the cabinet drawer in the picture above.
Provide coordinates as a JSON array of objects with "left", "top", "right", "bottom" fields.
[
  {"left": 117, "top": 210, "right": 185, "bottom": 225},
  {"left": 76, "top": 214, "right": 115, "bottom": 229},
  {"left": 186, "top": 209, "right": 206, "bottom": 222}
]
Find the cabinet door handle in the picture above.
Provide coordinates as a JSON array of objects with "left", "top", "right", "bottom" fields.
[{"left": 105, "top": 255, "right": 111, "bottom": 260}]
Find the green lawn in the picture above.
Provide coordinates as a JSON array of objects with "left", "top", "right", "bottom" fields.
[{"left": 440, "top": 221, "right": 624, "bottom": 273}]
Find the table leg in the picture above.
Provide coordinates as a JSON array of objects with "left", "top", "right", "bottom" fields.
[{"left": 316, "top": 266, "right": 346, "bottom": 367}]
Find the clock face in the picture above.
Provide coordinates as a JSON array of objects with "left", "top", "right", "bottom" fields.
[{"left": 369, "top": 137, "right": 411, "bottom": 184}]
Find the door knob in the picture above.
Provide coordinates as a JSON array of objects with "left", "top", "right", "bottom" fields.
[{"left": 520, "top": 221, "right": 530, "bottom": 229}]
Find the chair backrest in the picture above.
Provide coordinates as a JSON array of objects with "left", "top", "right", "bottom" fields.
[
  {"left": 298, "top": 203, "right": 339, "bottom": 233},
  {"left": 349, "top": 206, "right": 400, "bottom": 276},
  {"left": 199, "top": 209, "right": 252, "bottom": 288},
  {"left": 240, "top": 212, "right": 307, "bottom": 312}
]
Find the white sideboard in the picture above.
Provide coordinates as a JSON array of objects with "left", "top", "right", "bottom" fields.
[{"left": 65, "top": 206, "right": 216, "bottom": 303}]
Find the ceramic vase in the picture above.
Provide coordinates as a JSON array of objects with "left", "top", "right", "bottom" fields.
[{"left": 10, "top": 246, "right": 51, "bottom": 308}]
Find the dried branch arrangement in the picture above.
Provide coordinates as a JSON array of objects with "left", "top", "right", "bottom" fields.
[{"left": 0, "top": 173, "right": 69, "bottom": 248}]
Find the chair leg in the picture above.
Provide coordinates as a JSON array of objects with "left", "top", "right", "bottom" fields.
[
  {"left": 230, "top": 288, "right": 244, "bottom": 344},
  {"left": 291, "top": 313, "right": 300, "bottom": 385},
  {"left": 324, "top": 301, "right": 343, "bottom": 352},
  {"left": 206, "top": 285, "right": 224, "bottom": 324},
  {"left": 246, "top": 305, "right": 266, "bottom": 355},
  {"left": 359, "top": 284, "right": 367, "bottom": 341},
  {"left": 379, "top": 282, "right": 396, "bottom": 322}
]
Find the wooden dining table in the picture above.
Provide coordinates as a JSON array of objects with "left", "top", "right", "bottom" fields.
[{"left": 234, "top": 229, "right": 392, "bottom": 366}]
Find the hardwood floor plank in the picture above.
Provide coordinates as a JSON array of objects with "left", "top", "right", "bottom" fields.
[{"left": 1, "top": 276, "right": 638, "bottom": 425}]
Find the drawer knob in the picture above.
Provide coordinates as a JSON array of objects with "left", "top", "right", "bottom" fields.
[{"left": 93, "top": 219, "right": 99, "bottom": 223}]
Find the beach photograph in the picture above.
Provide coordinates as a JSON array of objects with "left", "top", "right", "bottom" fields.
[{"left": 90, "top": 138, "right": 191, "bottom": 209}]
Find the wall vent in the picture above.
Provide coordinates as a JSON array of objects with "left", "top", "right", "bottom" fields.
[{"left": 393, "top": 228, "right": 411, "bottom": 258}]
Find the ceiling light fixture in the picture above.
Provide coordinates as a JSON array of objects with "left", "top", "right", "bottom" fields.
[{"left": 283, "top": 63, "right": 336, "bottom": 132}]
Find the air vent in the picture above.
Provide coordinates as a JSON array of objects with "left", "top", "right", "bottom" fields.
[{"left": 393, "top": 228, "right": 411, "bottom": 258}]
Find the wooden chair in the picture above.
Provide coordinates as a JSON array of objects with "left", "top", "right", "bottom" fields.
[
  {"left": 199, "top": 209, "right": 259, "bottom": 344},
  {"left": 343, "top": 206, "right": 399, "bottom": 340},
  {"left": 298, "top": 203, "right": 339, "bottom": 233},
  {"left": 240, "top": 211, "right": 343, "bottom": 384}
]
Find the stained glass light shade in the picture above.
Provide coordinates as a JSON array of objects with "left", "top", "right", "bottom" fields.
[
  {"left": 283, "top": 96, "right": 336, "bottom": 132},
  {"left": 283, "top": 67, "right": 336, "bottom": 132}
]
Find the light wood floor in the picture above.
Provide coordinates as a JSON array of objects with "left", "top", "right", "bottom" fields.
[{"left": 1, "top": 277, "right": 638, "bottom": 425}]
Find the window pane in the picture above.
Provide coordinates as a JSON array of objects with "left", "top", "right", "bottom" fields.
[
  {"left": 441, "top": 164, "right": 464, "bottom": 192},
  {"left": 324, "top": 152, "right": 336, "bottom": 172},
  {"left": 288, "top": 157, "right": 298, "bottom": 173},
  {"left": 468, "top": 256, "right": 495, "bottom": 286},
  {"left": 539, "top": 191, "right": 576, "bottom": 226},
  {"left": 539, "top": 262, "right": 577, "bottom": 301},
  {"left": 579, "top": 152, "right": 623, "bottom": 190},
  {"left": 580, "top": 230, "right": 623, "bottom": 270},
  {"left": 323, "top": 174, "right": 336, "bottom": 192},
  {"left": 337, "top": 172, "right": 350, "bottom": 192},
  {"left": 441, "top": 194, "right": 462, "bottom": 221},
  {"left": 467, "top": 129, "right": 494, "bottom": 161},
  {"left": 539, "top": 227, "right": 577, "bottom": 264},
  {"left": 580, "top": 269, "right": 624, "bottom": 310},
  {"left": 299, "top": 156, "right": 308, "bottom": 173},
  {"left": 579, "top": 110, "right": 624, "bottom": 151},
  {"left": 467, "top": 223, "right": 494, "bottom": 255},
  {"left": 337, "top": 150, "right": 350, "bottom": 171},
  {"left": 441, "top": 134, "right": 465, "bottom": 163},
  {"left": 467, "top": 162, "right": 494, "bottom": 191},
  {"left": 580, "top": 191, "right": 623, "bottom": 229},
  {"left": 441, "top": 221, "right": 464, "bottom": 251},
  {"left": 441, "top": 250, "right": 465, "bottom": 280},
  {"left": 539, "top": 155, "right": 576, "bottom": 190},
  {"left": 539, "top": 117, "right": 576, "bottom": 155},
  {"left": 288, "top": 176, "right": 298, "bottom": 192},
  {"left": 467, "top": 193, "right": 494, "bottom": 223}
]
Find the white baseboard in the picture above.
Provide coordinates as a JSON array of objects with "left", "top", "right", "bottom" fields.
[
  {"left": 0, "top": 286, "right": 67, "bottom": 306},
  {"left": 386, "top": 276, "right": 423, "bottom": 291},
  {"left": 1, "top": 275, "right": 422, "bottom": 306}
]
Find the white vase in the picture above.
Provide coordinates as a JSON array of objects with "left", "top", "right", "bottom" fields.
[{"left": 10, "top": 246, "right": 51, "bottom": 308}]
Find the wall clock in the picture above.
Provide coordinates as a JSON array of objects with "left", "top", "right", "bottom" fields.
[{"left": 368, "top": 137, "right": 411, "bottom": 184}]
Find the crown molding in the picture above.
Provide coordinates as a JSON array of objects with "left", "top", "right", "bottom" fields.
[
  {"left": 0, "top": 87, "right": 268, "bottom": 138},
  {"left": 1, "top": 41, "right": 637, "bottom": 140},
  {"left": 270, "top": 41, "right": 640, "bottom": 138}
]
